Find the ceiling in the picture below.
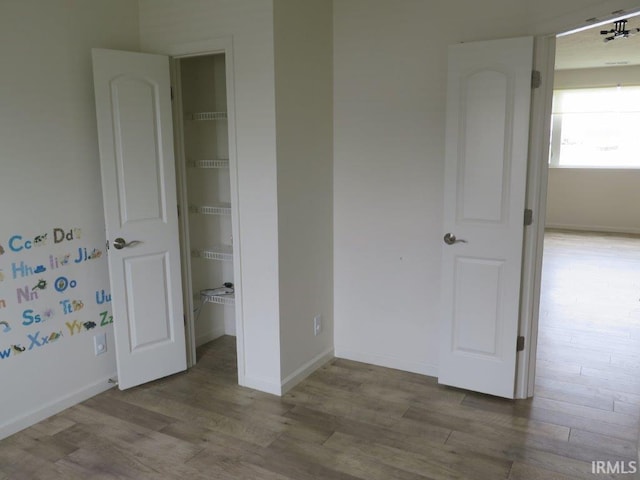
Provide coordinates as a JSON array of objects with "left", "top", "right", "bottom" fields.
[{"left": 555, "top": 18, "right": 640, "bottom": 70}]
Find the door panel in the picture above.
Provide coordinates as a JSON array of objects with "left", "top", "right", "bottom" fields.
[
  {"left": 460, "top": 70, "right": 509, "bottom": 222},
  {"left": 124, "top": 253, "right": 174, "bottom": 350},
  {"left": 439, "top": 37, "right": 533, "bottom": 398},
  {"left": 111, "top": 77, "right": 166, "bottom": 224},
  {"left": 453, "top": 258, "right": 503, "bottom": 355},
  {"left": 92, "top": 48, "right": 186, "bottom": 389}
]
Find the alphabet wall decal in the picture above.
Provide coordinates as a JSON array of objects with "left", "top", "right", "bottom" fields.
[{"left": 0, "top": 225, "right": 110, "bottom": 362}]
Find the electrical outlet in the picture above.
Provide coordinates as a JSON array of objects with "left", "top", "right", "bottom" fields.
[
  {"left": 94, "top": 332, "right": 107, "bottom": 356},
  {"left": 313, "top": 314, "right": 322, "bottom": 336}
]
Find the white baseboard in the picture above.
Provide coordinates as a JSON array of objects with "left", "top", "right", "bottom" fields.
[
  {"left": 240, "top": 375, "right": 282, "bottom": 396},
  {"left": 281, "top": 348, "right": 334, "bottom": 395},
  {"left": 238, "top": 348, "right": 334, "bottom": 396},
  {"left": 0, "top": 373, "right": 116, "bottom": 440},
  {"left": 546, "top": 223, "right": 640, "bottom": 235},
  {"left": 195, "top": 327, "right": 225, "bottom": 347},
  {"left": 334, "top": 347, "right": 437, "bottom": 378}
]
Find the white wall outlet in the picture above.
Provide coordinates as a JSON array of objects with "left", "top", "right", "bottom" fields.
[
  {"left": 313, "top": 314, "right": 322, "bottom": 336},
  {"left": 94, "top": 332, "right": 107, "bottom": 356}
]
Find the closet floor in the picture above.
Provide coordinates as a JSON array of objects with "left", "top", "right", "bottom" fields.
[{"left": 2, "top": 230, "right": 640, "bottom": 479}]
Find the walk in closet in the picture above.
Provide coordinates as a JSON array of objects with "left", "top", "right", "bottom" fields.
[{"left": 175, "top": 53, "right": 238, "bottom": 354}]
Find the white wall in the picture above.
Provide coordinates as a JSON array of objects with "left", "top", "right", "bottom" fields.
[
  {"left": 547, "top": 169, "right": 640, "bottom": 233},
  {"left": 333, "top": 0, "right": 532, "bottom": 376},
  {"left": 332, "top": 0, "right": 628, "bottom": 377},
  {"left": 547, "top": 66, "right": 640, "bottom": 234},
  {"left": 138, "top": 0, "right": 283, "bottom": 393},
  {"left": 273, "top": 0, "right": 334, "bottom": 389},
  {"left": 0, "top": 0, "right": 139, "bottom": 439}
]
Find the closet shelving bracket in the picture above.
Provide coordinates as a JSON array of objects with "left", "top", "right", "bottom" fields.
[
  {"left": 189, "top": 204, "right": 232, "bottom": 216},
  {"left": 195, "top": 292, "right": 235, "bottom": 306},
  {"left": 191, "top": 246, "right": 233, "bottom": 262},
  {"left": 188, "top": 111, "right": 227, "bottom": 121},
  {"left": 188, "top": 159, "right": 229, "bottom": 169}
]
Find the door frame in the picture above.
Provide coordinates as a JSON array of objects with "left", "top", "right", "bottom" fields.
[
  {"left": 517, "top": 5, "right": 640, "bottom": 398},
  {"left": 515, "top": 34, "right": 555, "bottom": 398},
  {"left": 166, "top": 37, "right": 246, "bottom": 385}
]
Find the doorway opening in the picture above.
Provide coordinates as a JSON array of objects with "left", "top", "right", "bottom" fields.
[
  {"left": 172, "top": 49, "right": 244, "bottom": 380},
  {"left": 534, "top": 18, "right": 640, "bottom": 428}
]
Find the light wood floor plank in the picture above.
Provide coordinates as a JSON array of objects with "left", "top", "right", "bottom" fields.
[
  {"left": 508, "top": 462, "right": 589, "bottom": 480},
  {"left": 324, "top": 430, "right": 513, "bottom": 480}
]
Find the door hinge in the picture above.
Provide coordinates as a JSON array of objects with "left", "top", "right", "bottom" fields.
[
  {"left": 170, "top": 86, "right": 174, "bottom": 100},
  {"left": 524, "top": 208, "right": 533, "bottom": 226},
  {"left": 531, "top": 70, "right": 542, "bottom": 89},
  {"left": 517, "top": 335, "right": 525, "bottom": 352}
]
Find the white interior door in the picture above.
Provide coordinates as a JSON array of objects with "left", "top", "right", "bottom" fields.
[
  {"left": 92, "top": 49, "right": 186, "bottom": 389},
  {"left": 438, "top": 37, "right": 534, "bottom": 398}
]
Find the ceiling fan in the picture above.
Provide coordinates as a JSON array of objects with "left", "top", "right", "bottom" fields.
[{"left": 600, "top": 18, "right": 640, "bottom": 42}]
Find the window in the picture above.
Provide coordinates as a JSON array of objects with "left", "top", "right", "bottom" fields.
[{"left": 550, "top": 86, "right": 640, "bottom": 168}]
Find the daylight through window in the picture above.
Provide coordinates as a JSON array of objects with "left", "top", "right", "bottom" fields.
[{"left": 550, "top": 86, "right": 640, "bottom": 168}]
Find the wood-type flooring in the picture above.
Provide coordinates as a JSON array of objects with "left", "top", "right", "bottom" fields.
[{"left": 2, "top": 230, "right": 640, "bottom": 479}]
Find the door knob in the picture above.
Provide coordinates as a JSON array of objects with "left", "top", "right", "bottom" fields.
[
  {"left": 112, "top": 238, "right": 141, "bottom": 250},
  {"left": 444, "top": 233, "right": 467, "bottom": 245}
]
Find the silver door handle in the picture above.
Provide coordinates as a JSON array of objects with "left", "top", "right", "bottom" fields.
[
  {"left": 444, "top": 233, "right": 467, "bottom": 245},
  {"left": 112, "top": 238, "right": 141, "bottom": 250}
]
